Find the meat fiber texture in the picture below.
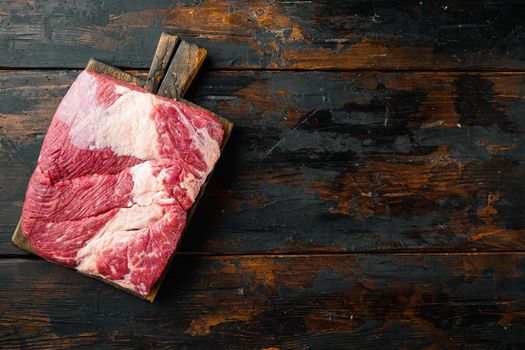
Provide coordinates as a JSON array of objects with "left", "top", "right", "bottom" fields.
[{"left": 21, "top": 70, "right": 224, "bottom": 296}]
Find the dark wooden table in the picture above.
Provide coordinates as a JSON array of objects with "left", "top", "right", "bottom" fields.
[{"left": 2, "top": 1, "right": 525, "bottom": 348}]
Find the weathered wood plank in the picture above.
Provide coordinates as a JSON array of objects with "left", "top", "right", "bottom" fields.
[
  {"left": 0, "top": 253, "right": 524, "bottom": 349},
  {"left": 3, "top": 70, "right": 525, "bottom": 255},
  {"left": 1, "top": 1, "right": 525, "bottom": 70},
  {"left": 86, "top": 58, "right": 146, "bottom": 86},
  {"left": 158, "top": 40, "right": 207, "bottom": 98},
  {"left": 145, "top": 32, "right": 180, "bottom": 93}
]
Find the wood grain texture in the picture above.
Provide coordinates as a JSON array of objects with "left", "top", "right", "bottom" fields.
[
  {"left": 158, "top": 41, "right": 207, "bottom": 98},
  {"left": 1, "top": 1, "right": 525, "bottom": 347},
  {"left": 145, "top": 32, "right": 180, "bottom": 93},
  {"left": 3, "top": 70, "right": 525, "bottom": 255},
  {"left": 2, "top": 0, "right": 525, "bottom": 70},
  {"left": 1, "top": 253, "right": 524, "bottom": 349},
  {"left": 86, "top": 58, "right": 146, "bottom": 86}
]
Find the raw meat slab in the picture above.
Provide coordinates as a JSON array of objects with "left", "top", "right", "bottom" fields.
[{"left": 12, "top": 66, "right": 232, "bottom": 301}]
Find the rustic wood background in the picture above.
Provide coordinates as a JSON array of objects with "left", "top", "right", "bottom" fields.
[{"left": 2, "top": 1, "right": 525, "bottom": 348}]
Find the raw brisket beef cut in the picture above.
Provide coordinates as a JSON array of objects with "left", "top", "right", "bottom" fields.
[{"left": 21, "top": 69, "right": 224, "bottom": 295}]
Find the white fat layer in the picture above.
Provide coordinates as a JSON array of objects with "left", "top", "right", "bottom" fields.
[
  {"left": 75, "top": 161, "right": 171, "bottom": 276},
  {"left": 76, "top": 204, "right": 164, "bottom": 273},
  {"left": 197, "top": 127, "right": 221, "bottom": 173},
  {"left": 60, "top": 71, "right": 159, "bottom": 159},
  {"left": 105, "top": 204, "right": 164, "bottom": 233},
  {"left": 179, "top": 173, "right": 199, "bottom": 202},
  {"left": 130, "top": 162, "right": 171, "bottom": 206},
  {"left": 114, "top": 84, "right": 129, "bottom": 95}
]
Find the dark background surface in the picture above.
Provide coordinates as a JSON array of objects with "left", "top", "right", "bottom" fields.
[{"left": 2, "top": 1, "right": 525, "bottom": 349}]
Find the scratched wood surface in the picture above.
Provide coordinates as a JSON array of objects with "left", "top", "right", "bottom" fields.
[
  {"left": 2, "top": 0, "right": 525, "bottom": 348},
  {"left": 2, "top": 0, "right": 525, "bottom": 70},
  {"left": 1, "top": 254, "right": 525, "bottom": 349},
  {"left": 3, "top": 70, "right": 525, "bottom": 255}
]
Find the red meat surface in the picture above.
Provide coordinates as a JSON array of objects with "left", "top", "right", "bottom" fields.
[{"left": 21, "top": 70, "right": 224, "bottom": 295}]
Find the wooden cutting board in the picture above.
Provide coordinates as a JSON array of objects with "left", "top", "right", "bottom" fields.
[{"left": 11, "top": 33, "right": 233, "bottom": 302}]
